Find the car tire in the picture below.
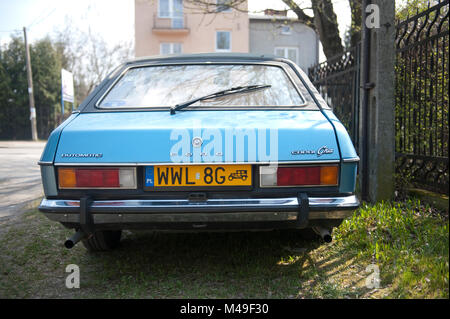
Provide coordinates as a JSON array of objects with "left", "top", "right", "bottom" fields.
[{"left": 81, "top": 230, "right": 122, "bottom": 251}]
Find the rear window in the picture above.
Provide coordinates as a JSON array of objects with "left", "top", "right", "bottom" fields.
[{"left": 97, "top": 64, "right": 305, "bottom": 108}]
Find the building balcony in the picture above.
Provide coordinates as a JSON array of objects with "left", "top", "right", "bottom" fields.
[{"left": 152, "top": 13, "right": 189, "bottom": 35}]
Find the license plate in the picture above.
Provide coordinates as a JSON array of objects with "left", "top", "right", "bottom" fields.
[{"left": 145, "top": 165, "right": 252, "bottom": 187}]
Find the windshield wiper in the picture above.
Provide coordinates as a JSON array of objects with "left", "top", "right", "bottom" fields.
[{"left": 170, "top": 84, "right": 271, "bottom": 115}]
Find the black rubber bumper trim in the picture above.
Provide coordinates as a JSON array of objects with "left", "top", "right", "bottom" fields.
[
  {"left": 79, "top": 197, "right": 94, "bottom": 235},
  {"left": 297, "top": 193, "right": 309, "bottom": 228}
]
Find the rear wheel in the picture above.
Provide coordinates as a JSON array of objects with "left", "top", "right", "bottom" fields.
[{"left": 82, "top": 230, "right": 122, "bottom": 251}]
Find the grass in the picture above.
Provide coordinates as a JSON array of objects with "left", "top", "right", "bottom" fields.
[
  {"left": 0, "top": 198, "right": 448, "bottom": 299},
  {"left": 334, "top": 200, "right": 449, "bottom": 298}
]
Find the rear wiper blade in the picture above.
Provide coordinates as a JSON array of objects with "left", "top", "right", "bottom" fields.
[{"left": 170, "top": 84, "right": 271, "bottom": 115}]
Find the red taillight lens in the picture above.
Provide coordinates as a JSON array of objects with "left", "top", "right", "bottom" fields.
[
  {"left": 58, "top": 168, "right": 136, "bottom": 189},
  {"left": 260, "top": 165, "right": 338, "bottom": 187},
  {"left": 75, "top": 169, "right": 119, "bottom": 187},
  {"left": 277, "top": 167, "right": 321, "bottom": 186}
]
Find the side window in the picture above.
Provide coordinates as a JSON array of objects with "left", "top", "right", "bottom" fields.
[
  {"left": 280, "top": 25, "right": 292, "bottom": 35},
  {"left": 216, "top": 31, "right": 231, "bottom": 52},
  {"left": 274, "top": 47, "right": 299, "bottom": 65},
  {"left": 287, "top": 48, "right": 298, "bottom": 64},
  {"left": 158, "top": 0, "right": 183, "bottom": 18},
  {"left": 216, "top": 0, "right": 232, "bottom": 12},
  {"left": 158, "top": 0, "right": 170, "bottom": 17},
  {"left": 275, "top": 48, "right": 285, "bottom": 57},
  {"left": 172, "top": 43, "right": 182, "bottom": 54},
  {"left": 160, "top": 43, "right": 170, "bottom": 55},
  {"left": 160, "top": 43, "right": 183, "bottom": 54}
]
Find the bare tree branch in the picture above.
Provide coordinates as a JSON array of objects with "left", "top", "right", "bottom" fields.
[
  {"left": 180, "top": 0, "right": 345, "bottom": 59},
  {"left": 282, "top": 0, "right": 314, "bottom": 26},
  {"left": 54, "top": 19, "right": 133, "bottom": 102},
  {"left": 183, "top": 0, "right": 248, "bottom": 14}
]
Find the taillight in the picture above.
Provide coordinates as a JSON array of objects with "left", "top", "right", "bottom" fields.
[
  {"left": 58, "top": 167, "right": 136, "bottom": 189},
  {"left": 260, "top": 165, "right": 338, "bottom": 187}
]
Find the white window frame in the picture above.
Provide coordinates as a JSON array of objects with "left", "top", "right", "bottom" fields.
[
  {"left": 158, "top": 0, "right": 183, "bottom": 18},
  {"left": 274, "top": 47, "right": 299, "bottom": 65},
  {"left": 216, "top": 0, "right": 232, "bottom": 12},
  {"left": 215, "top": 31, "right": 232, "bottom": 52},
  {"left": 160, "top": 42, "right": 183, "bottom": 55}
]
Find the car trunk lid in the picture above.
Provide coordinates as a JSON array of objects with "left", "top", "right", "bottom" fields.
[{"left": 54, "top": 110, "right": 340, "bottom": 164}]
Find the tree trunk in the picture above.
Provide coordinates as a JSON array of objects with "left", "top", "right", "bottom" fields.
[
  {"left": 311, "top": 0, "right": 344, "bottom": 59},
  {"left": 349, "top": 0, "right": 362, "bottom": 48}
]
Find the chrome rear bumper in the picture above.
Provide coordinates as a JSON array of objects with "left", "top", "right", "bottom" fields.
[{"left": 39, "top": 195, "right": 359, "bottom": 224}]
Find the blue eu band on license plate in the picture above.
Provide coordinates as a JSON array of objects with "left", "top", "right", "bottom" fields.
[
  {"left": 145, "top": 166, "right": 155, "bottom": 187},
  {"left": 145, "top": 165, "right": 252, "bottom": 187}
]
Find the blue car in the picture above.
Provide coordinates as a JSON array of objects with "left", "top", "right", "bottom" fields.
[{"left": 38, "top": 53, "right": 359, "bottom": 251}]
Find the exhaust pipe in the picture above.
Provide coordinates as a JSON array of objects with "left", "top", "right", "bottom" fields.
[
  {"left": 64, "top": 230, "right": 87, "bottom": 249},
  {"left": 312, "top": 227, "right": 332, "bottom": 243}
]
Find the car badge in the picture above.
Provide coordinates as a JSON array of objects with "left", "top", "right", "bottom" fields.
[
  {"left": 61, "top": 153, "right": 103, "bottom": 158},
  {"left": 192, "top": 137, "right": 203, "bottom": 148},
  {"left": 291, "top": 146, "right": 334, "bottom": 157}
]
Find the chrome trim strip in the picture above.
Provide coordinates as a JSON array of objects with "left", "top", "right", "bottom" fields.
[
  {"left": 53, "top": 160, "right": 341, "bottom": 166},
  {"left": 94, "top": 61, "right": 308, "bottom": 110},
  {"left": 342, "top": 157, "right": 360, "bottom": 163},
  {"left": 39, "top": 195, "right": 359, "bottom": 213},
  {"left": 38, "top": 161, "right": 53, "bottom": 166},
  {"left": 40, "top": 197, "right": 300, "bottom": 209},
  {"left": 308, "top": 195, "right": 360, "bottom": 208}
]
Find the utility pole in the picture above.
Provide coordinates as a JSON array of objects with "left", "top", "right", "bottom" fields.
[
  {"left": 359, "top": 0, "right": 395, "bottom": 202},
  {"left": 23, "top": 27, "right": 38, "bottom": 141}
]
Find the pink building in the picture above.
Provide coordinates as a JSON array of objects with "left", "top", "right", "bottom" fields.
[{"left": 135, "top": 0, "right": 249, "bottom": 57}]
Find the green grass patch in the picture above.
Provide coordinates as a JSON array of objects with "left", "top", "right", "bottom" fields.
[
  {"left": 334, "top": 199, "right": 449, "bottom": 298},
  {"left": 0, "top": 199, "right": 448, "bottom": 298}
]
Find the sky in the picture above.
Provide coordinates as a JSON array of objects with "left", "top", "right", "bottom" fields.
[{"left": 0, "top": 0, "right": 353, "bottom": 61}]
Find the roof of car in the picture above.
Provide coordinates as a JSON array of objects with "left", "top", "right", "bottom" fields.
[{"left": 126, "top": 53, "right": 282, "bottom": 65}]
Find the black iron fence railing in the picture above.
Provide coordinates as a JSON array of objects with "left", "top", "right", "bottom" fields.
[
  {"left": 395, "top": 0, "right": 449, "bottom": 193},
  {"left": 308, "top": 0, "right": 448, "bottom": 195},
  {"left": 153, "top": 13, "right": 188, "bottom": 30},
  {"left": 308, "top": 44, "right": 361, "bottom": 149}
]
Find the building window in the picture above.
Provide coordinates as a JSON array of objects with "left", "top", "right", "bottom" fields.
[
  {"left": 216, "top": 31, "right": 231, "bottom": 52},
  {"left": 274, "top": 47, "right": 299, "bottom": 64},
  {"left": 158, "top": 0, "right": 183, "bottom": 18},
  {"left": 280, "top": 25, "right": 292, "bottom": 35},
  {"left": 160, "top": 43, "right": 182, "bottom": 55},
  {"left": 216, "top": 0, "right": 232, "bottom": 12}
]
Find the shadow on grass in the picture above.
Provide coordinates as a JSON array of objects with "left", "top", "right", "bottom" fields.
[
  {"left": 77, "top": 230, "right": 324, "bottom": 297},
  {"left": 0, "top": 211, "right": 364, "bottom": 298}
]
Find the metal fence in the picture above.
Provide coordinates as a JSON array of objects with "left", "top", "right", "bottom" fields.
[
  {"left": 395, "top": 0, "right": 449, "bottom": 194},
  {"left": 308, "top": 1, "right": 449, "bottom": 195},
  {"left": 308, "top": 45, "right": 361, "bottom": 149}
]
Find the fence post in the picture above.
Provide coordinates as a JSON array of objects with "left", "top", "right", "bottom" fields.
[{"left": 360, "top": 0, "right": 396, "bottom": 202}]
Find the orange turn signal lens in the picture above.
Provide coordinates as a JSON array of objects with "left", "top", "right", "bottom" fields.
[
  {"left": 320, "top": 166, "right": 339, "bottom": 185},
  {"left": 58, "top": 168, "right": 76, "bottom": 188}
]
